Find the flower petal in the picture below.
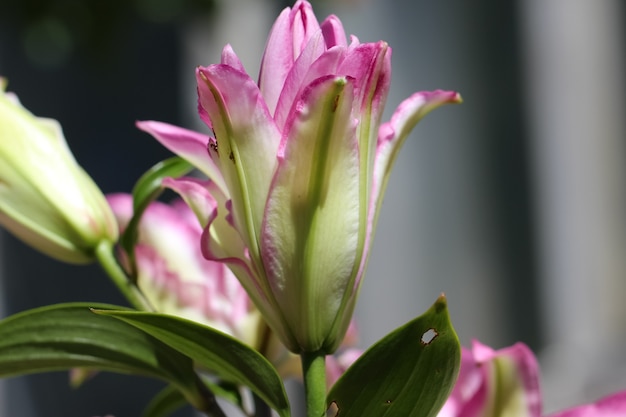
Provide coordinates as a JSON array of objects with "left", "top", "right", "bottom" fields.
[
  {"left": 273, "top": 35, "right": 343, "bottom": 129},
  {"left": 108, "top": 192, "right": 209, "bottom": 288},
  {"left": 367, "top": 90, "right": 462, "bottom": 273},
  {"left": 162, "top": 176, "right": 286, "bottom": 344},
  {"left": 161, "top": 177, "right": 218, "bottom": 229},
  {"left": 474, "top": 340, "right": 542, "bottom": 417},
  {"left": 437, "top": 347, "right": 487, "bottom": 417},
  {"left": 326, "top": 348, "right": 362, "bottom": 388},
  {"left": 549, "top": 391, "right": 626, "bottom": 417},
  {"left": 375, "top": 90, "right": 462, "bottom": 190},
  {"left": 258, "top": 0, "right": 321, "bottom": 113},
  {"left": 336, "top": 41, "right": 392, "bottom": 293},
  {"left": 321, "top": 15, "right": 348, "bottom": 49},
  {"left": 196, "top": 64, "right": 281, "bottom": 264},
  {"left": 220, "top": 44, "right": 246, "bottom": 73},
  {"left": 136, "top": 120, "right": 227, "bottom": 194},
  {"left": 261, "top": 75, "right": 359, "bottom": 352}
]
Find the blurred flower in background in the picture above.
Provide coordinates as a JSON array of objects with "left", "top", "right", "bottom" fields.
[
  {"left": 439, "top": 340, "right": 626, "bottom": 417},
  {"left": 107, "top": 193, "right": 262, "bottom": 344}
]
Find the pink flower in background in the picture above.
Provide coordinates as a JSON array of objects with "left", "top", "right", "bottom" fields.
[
  {"left": 326, "top": 348, "right": 362, "bottom": 388},
  {"left": 138, "top": 0, "right": 461, "bottom": 353},
  {"left": 439, "top": 340, "right": 626, "bottom": 417},
  {"left": 550, "top": 392, "right": 626, "bottom": 417},
  {"left": 107, "top": 193, "right": 261, "bottom": 346}
]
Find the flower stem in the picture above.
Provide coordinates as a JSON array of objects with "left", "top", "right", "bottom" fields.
[
  {"left": 301, "top": 350, "right": 327, "bottom": 417},
  {"left": 94, "top": 239, "right": 154, "bottom": 311},
  {"left": 191, "top": 373, "right": 228, "bottom": 417},
  {"left": 253, "top": 392, "right": 272, "bottom": 417}
]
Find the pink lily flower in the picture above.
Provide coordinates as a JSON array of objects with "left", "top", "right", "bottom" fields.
[
  {"left": 438, "top": 340, "right": 626, "bottom": 417},
  {"left": 137, "top": 0, "right": 461, "bottom": 353}
]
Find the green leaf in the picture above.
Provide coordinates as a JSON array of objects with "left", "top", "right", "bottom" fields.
[
  {"left": 142, "top": 385, "right": 188, "bottom": 417},
  {"left": 95, "top": 309, "right": 291, "bottom": 417},
  {"left": 143, "top": 381, "right": 243, "bottom": 417},
  {"left": 0, "top": 303, "right": 205, "bottom": 409},
  {"left": 120, "top": 157, "right": 194, "bottom": 262},
  {"left": 207, "top": 380, "right": 245, "bottom": 409},
  {"left": 327, "top": 295, "right": 460, "bottom": 417}
]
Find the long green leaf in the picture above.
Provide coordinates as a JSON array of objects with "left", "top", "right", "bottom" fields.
[
  {"left": 327, "top": 295, "right": 460, "bottom": 417},
  {"left": 95, "top": 309, "right": 291, "bottom": 417},
  {"left": 0, "top": 303, "right": 201, "bottom": 407}
]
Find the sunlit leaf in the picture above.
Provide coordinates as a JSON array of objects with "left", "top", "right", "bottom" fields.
[{"left": 327, "top": 295, "right": 460, "bottom": 417}]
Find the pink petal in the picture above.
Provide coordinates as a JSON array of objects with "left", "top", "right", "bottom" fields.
[
  {"left": 220, "top": 44, "right": 246, "bottom": 73},
  {"left": 440, "top": 341, "right": 542, "bottom": 417},
  {"left": 377, "top": 90, "right": 462, "bottom": 152},
  {"left": 438, "top": 347, "right": 488, "bottom": 417},
  {"left": 289, "top": 1, "right": 321, "bottom": 58},
  {"left": 135, "top": 120, "right": 227, "bottom": 194},
  {"left": 368, "top": 90, "right": 462, "bottom": 276},
  {"left": 258, "top": 0, "right": 321, "bottom": 113},
  {"left": 326, "top": 348, "right": 362, "bottom": 388},
  {"left": 257, "top": 6, "right": 292, "bottom": 111},
  {"left": 330, "top": 42, "right": 391, "bottom": 286},
  {"left": 196, "top": 64, "right": 281, "bottom": 256},
  {"left": 321, "top": 15, "right": 348, "bottom": 49},
  {"left": 162, "top": 177, "right": 217, "bottom": 229},
  {"left": 474, "top": 340, "right": 542, "bottom": 417},
  {"left": 338, "top": 41, "right": 391, "bottom": 119},
  {"left": 106, "top": 193, "right": 134, "bottom": 228},
  {"left": 273, "top": 39, "right": 344, "bottom": 129},
  {"left": 549, "top": 391, "right": 626, "bottom": 417},
  {"left": 163, "top": 177, "right": 285, "bottom": 343}
]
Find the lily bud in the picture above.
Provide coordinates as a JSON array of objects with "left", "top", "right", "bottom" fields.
[{"left": 0, "top": 80, "right": 117, "bottom": 263}]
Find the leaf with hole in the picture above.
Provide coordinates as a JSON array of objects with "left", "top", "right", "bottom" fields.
[{"left": 327, "top": 295, "right": 460, "bottom": 417}]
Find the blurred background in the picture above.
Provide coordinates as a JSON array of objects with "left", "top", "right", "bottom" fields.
[{"left": 0, "top": 0, "right": 625, "bottom": 416}]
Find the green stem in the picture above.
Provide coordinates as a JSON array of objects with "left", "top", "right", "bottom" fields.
[
  {"left": 253, "top": 392, "right": 272, "bottom": 417},
  {"left": 301, "top": 351, "right": 327, "bottom": 417},
  {"left": 94, "top": 239, "right": 154, "bottom": 311},
  {"left": 191, "top": 373, "right": 228, "bottom": 417}
]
